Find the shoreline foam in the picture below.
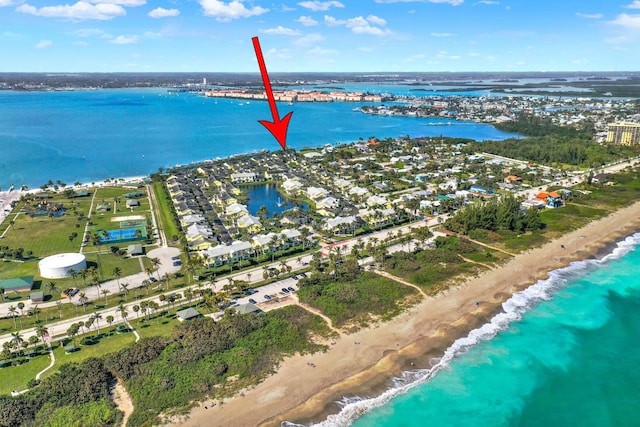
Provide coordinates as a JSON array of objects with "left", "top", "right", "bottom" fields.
[{"left": 166, "top": 201, "right": 640, "bottom": 427}]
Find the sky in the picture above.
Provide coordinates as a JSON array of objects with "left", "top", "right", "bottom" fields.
[{"left": 1, "top": 0, "right": 640, "bottom": 72}]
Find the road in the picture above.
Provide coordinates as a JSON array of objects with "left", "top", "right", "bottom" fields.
[{"left": 2, "top": 154, "right": 639, "bottom": 348}]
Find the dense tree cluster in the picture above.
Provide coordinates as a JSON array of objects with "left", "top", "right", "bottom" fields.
[
  {"left": 0, "top": 358, "right": 120, "bottom": 427},
  {"left": 297, "top": 269, "right": 416, "bottom": 327},
  {"left": 469, "top": 115, "right": 640, "bottom": 167},
  {"left": 445, "top": 195, "right": 543, "bottom": 235}
]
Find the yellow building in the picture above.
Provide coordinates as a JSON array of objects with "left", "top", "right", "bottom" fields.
[{"left": 607, "top": 122, "right": 640, "bottom": 145}]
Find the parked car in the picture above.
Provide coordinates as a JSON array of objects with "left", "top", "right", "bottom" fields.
[
  {"left": 281, "top": 287, "right": 290, "bottom": 293},
  {"left": 264, "top": 294, "right": 272, "bottom": 300},
  {"left": 287, "top": 286, "right": 295, "bottom": 292},
  {"left": 248, "top": 298, "right": 257, "bottom": 304},
  {"left": 300, "top": 272, "right": 308, "bottom": 278}
]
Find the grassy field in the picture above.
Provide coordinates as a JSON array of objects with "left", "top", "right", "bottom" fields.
[
  {"left": 386, "top": 237, "right": 491, "bottom": 295},
  {"left": 151, "top": 181, "right": 179, "bottom": 242},
  {"left": 0, "top": 352, "right": 52, "bottom": 395}
]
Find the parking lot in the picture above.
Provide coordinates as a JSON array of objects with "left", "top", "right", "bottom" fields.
[{"left": 233, "top": 275, "right": 302, "bottom": 307}]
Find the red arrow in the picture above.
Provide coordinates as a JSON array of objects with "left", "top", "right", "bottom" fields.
[{"left": 252, "top": 36, "right": 293, "bottom": 150}]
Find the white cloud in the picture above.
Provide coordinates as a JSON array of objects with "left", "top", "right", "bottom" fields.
[
  {"left": 17, "top": 2, "right": 126, "bottom": 20},
  {"left": 475, "top": 0, "right": 498, "bottom": 5},
  {"left": 35, "top": 39, "right": 52, "bottom": 48},
  {"left": 430, "top": 32, "right": 454, "bottom": 37},
  {"left": 260, "top": 26, "right": 301, "bottom": 35},
  {"left": 0, "top": 0, "right": 14, "bottom": 6},
  {"left": 436, "top": 50, "right": 461, "bottom": 59},
  {"left": 265, "top": 47, "right": 292, "bottom": 59},
  {"left": 406, "top": 53, "right": 426, "bottom": 61},
  {"left": 110, "top": 34, "right": 139, "bottom": 44},
  {"left": 308, "top": 46, "right": 337, "bottom": 55},
  {"left": 73, "top": 28, "right": 112, "bottom": 38},
  {"left": 572, "top": 58, "right": 588, "bottom": 65},
  {"left": 623, "top": 1, "right": 640, "bottom": 9},
  {"left": 366, "top": 15, "right": 386, "bottom": 26},
  {"left": 576, "top": 12, "right": 602, "bottom": 19},
  {"left": 324, "top": 14, "right": 391, "bottom": 35},
  {"left": 609, "top": 13, "right": 640, "bottom": 29},
  {"left": 296, "top": 15, "right": 318, "bottom": 26},
  {"left": 294, "top": 32, "right": 325, "bottom": 47},
  {"left": 298, "top": 1, "right": 344, "bottom": 11},
  {"left": 357, "top": 46, "right": 373, "bottom": 52},
  {"left": 374, "top": 0, "right": 463, "bottom": 5},
  {"left": 468, "top": 51, "right": 480, "bottom": 56},
  {"left": 199, "top": 0, "right": 268, "bottom": 22},
  {"left": 148, "top": 7, "right": 179, "bottom": 18},
  {"left": 1, "top": 31, "right": 23, "bottom": 38},
  {"left": 86, "top": 0, "right": 145, "bottom": 5}
]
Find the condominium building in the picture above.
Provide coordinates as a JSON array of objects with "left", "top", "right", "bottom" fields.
[{"left": 607, "top": 122, "right": 640, "bottom": 145}]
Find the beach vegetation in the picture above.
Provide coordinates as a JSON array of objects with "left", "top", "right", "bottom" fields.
[
  {"left": 384, "top": 237, "right": 494, "bottom": 294},
  {"left": 297, "top": 269, "right": 418, "bottom": 328},
  {"left": 108, "top": 306, "right": 329, "bottom": 426},
  {"left": 0, "top": 358, "right": 119, "bottom": 427}
]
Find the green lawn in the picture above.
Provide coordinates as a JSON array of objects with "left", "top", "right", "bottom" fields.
[
  {"left": 49, "top": 330, "right": 137, "bottom": 371},
  {"left": 151, "top": 181, "right": 179, "bottom": 242},
  {"left": 540, "top": 204, "right": 608, "bottom": 235},
  {"left": 0, "top": 352, "right": 52, "bottom": 395}
]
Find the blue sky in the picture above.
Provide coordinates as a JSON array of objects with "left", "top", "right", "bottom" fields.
[{"left": 1, "top": 0, "right": 639, "bottom": 72}]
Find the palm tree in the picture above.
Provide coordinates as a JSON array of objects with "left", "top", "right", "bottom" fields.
[
  {"left": 0, "top": 286, "right": 5, "bottom": 302},
  {"left": 10, "top": 331, "right": 24, "bottom": 350},
  {"left": 67, "top": 324, "right": 80, "bottom": 346},
  {"left": 17, "top": 302, "right": 25, "bottom": 317},
  {"left": 79, "top": 268, "right": 89, "bottom": 286},
  {"left": 92, "top": 278, "right": 102, "bottom": 300},
  {"left": 117, "top": 304, "right": 128, "bottom": 322},
  {"left": 106, "top": 315, "right": 114, "bottom": 333},
  {"left": 91, "top": 312, "right": 103, "bottom": 336},
  {"left": 140, "top": 301, "right": 149, "bottom": 320},
  {"left": 56, "top": 300, "right": 63, "bottom": 319},
  {"left": 78, "top": 292, "right": 88, "bottom": 313},
  {"left": 112, "top": 267, "right": 122, "bottom": 289},
  {"left": 46, "top": 281, "right": 57, "bottom": 297},
  {"left": 36, "top": 325, "right": 48, "bottom": 345},
  {"left": 300, "top": 227, "right": 311, "bottom": 250},
  {"left": 262, "top": 265, "right": 270, "bottom": 282},
  {"left": 29, "top": 305, "right": 41, "bottom": 323},
  {"left": 150, "top": 257, "right": 162, "bottom": 280},
  {"left": 141, "top": 279, "right": 151, "bottom": 296},
  {"left": 120, "top": 283, "right": 129, "bottom": 301},
  {"left": 101, "top": 288, "right": 110, "bottom": 305},
  {"left": 132, "top": 304, "right": 140, "bottom": 318},
  {"left": 269, "top": 234, "right": 280, "bottom": 262},
  {"left": 8, "top": 305, "right": 18, "bottom": 329}
]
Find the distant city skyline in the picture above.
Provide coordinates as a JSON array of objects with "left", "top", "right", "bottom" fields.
[{"left": 1, "top": 0, "right": 639, "bottom": 73}]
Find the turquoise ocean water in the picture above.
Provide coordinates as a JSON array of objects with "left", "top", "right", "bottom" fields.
[
  {"left": 299, "top": 233, "right": 640, "bottom": 427},
  {"left": 0, "top": 87, "right": 512, "bottom": 190}
]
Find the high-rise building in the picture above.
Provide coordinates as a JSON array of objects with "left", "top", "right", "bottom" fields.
[{"left": 607, "top": 122, "right": 640, "bottom": 145}]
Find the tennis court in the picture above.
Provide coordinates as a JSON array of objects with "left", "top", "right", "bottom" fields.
[{"left": 99, "top": 227, "right": 147, "bottom": 244}]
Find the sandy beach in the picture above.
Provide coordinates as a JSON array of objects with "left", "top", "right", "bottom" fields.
[{"left": 165, "top": 201, "right": 640, "bottom": 427}]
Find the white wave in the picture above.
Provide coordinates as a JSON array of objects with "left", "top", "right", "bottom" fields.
[{"left": 287, "top": 232, "right": 640, "bottom": 427}]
